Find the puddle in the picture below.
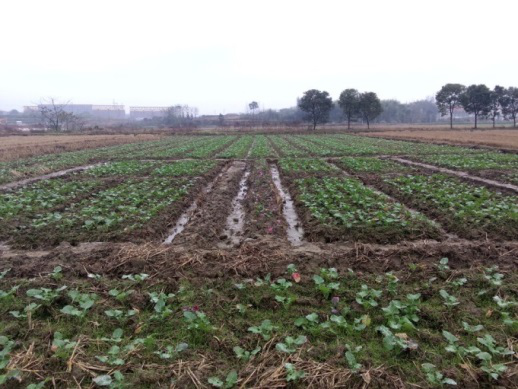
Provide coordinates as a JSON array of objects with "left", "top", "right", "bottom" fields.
[
  {"left": 392, "top": 157, "right": 518, "bottom": 193},
  {"left": 270, "top": 165, "right": 304, "bottom": 246},
  {"left": 219, "top": 169, "right": 250, "bottom": 247},
  {"left": 0, "top": 163, "right": 102, "bottom": 191},
  {"left": 163, "top": 166, "right": 228, "bottom": 244}
]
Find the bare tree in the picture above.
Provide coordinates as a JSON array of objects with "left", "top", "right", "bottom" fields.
[{"left": 39, "top": 98, "right": 69, "bottom": 132}]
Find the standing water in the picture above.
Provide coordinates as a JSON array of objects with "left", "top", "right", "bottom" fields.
[
  {"left": 270, "top": 165, "right": 304, "bottom": 246},
  {"left": 219, "top": 168, "right": 250, "bottom": 247}
]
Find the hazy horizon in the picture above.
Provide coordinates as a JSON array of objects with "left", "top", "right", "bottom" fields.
[{"left": 1, "top": 0, "right": 517, "bottom": 115}]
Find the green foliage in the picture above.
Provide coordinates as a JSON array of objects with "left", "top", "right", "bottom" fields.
[
  {"left": 421, "top": 363, "right": 457, "bottom": 386},
  {"left": 284, "top": 363, "right": 305, "bottom": 382},
  {"left": 276, "top": 335, "right": 307, "bottom": 354},
  {"left": 208, "top": 370, "right": 238, "bottom": 388},
  {"left": 248, "top": 320, "right": 276, "bottom": 340}
]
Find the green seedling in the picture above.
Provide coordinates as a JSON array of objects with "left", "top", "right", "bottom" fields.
[
  {"left": 60, "top": 290, "right": 97, "bottom": 318},
  {"left": 154, "top": 342, "right": 188, "bottom": 360},
  {"left": 248, "top": 320, "right": 276, "bottom": 340},
  {"left": 108, "top": 288, "right": 134, "bottom": 302},
  {"left": 294, "top": 313, "right": 319, "bottom": 331},
  {"left": 183, "top": 311, "right": 214, "bottom": 334},
  {"left": 93, "top": 371, "right": 125, "bottom": 388},
  {"left": 344, "top": 344, "right": 363, "bottom": 372},
  {"left": 122, "top": 273, "right": 149, "bottom": 283},
  {"left": 356, "top": 284, "right": 382, "bottom": 308},
  {"left": 439, "top": 289, "right": 459, "bottom": 307},
  {"left": 233, "top": 346, "right": 261, "bottom": 361},
  {"left": 51, "top": 332, "right": 77, "bottom": 359},
  {"left": 437, "top": 258, "right": 450, "bottom": 272},
  {"left": 276, "top": 335, "right": 307, "bottom": 354},
  {"left": 26, "top": 286, "right": 67, "bottom": 303},
  {"left": 208, "top": 370, "right": 238, "bottom": 388},
  {"left": 421, "top": 363, "right": 457, "bottom": 386},
  {"left": 483, "top": 267, "right": 504, "bottom": 287},
  {"left": 104, "top": 309, "right": 138, "bottom": 321},
  {"left": 462, "top": 322, "right": 484, "bottom": 333},
  {"left": 284, "top": 363, "right": 305, "bottom": 382},
  {"left": 148, "top": 292, "right": 175, "bottom": 320}
]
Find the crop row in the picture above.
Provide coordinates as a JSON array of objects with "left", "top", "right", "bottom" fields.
[
  {"left": 293, "top": 176, "right": 438, "bottom": 242},
  {"left": 414, "top": 152, "right": 518, "bottom": 171},
  {"left": 278, "top": 158, "right": 339, "bottom": 175},
  {"left": 183, "top": 136, "right": 237, "bottom": 158},
  {"left": 383, "top": 174, "right": 518, "bottom": 240},
  {"left": 216, "top": 136, "right": 254, "bottom": 158},
  {"left": 248, "top": 135, "right": 277, "bottom": 158},
  {"left": 337, "top": 157, "right": 414, "bottom": 173},
  {"left": 268, "top": 136, "right": 308, "bottom": 157}
]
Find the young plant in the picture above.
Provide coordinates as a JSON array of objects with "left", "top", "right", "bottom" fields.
[
  {"left": 248, "top": 320, "right": 276, "bottom": 340},
  {"left": 313, "top": 268, "right": 340, "bottom": 299},
  {"left": 377, "top": 326, "right": 414, "bottom": 353},
  {"left": 50, "top": 266, "right": 63, "bottom": 281},
  {"left": 154, "top": 342, "right": 188, "bottom": 360},
  {"left": 294, "top": 313, "right": 320, "bottom": 331},
  {"left": 208, "top": 370, "right": 238, "bottom": 388},
  {"left": 51, "top": 332, "right": 77, "bottom": 359},
  {"left": 439, "top": 289, "right": 459, "bottom": 308},
  {"left": 183, "top": 311, "right": 214, "bottom": 334},
  {"left": 109, "top": 288, "right": 134, "bottom": 302},
  {"left": 356, "top": 284, "right": 382, "bottom": 308},
  {"left": 148, "top": 292, "right": 175, "bottom": 320},
  {"left": 421, "top": 363, "right": 457, "bottom": 386},
  {"left": 284, "top": 363, "right": 305, "bottom": 382},
  {"left": 344, "top": 344, "right": 362, "bottom": 372},
  {"left": 233, "top": 346, "right": 261, "bottom": 361},
  {"left": 60, "top": 290, "right": 97, "bottom": 318},
  {"left": 437, "top": 257, "right": 450, "bottom": 272},
  {"left": 483, "top": 266, "right": 504, "bottom": 287},
  {"left": 276, "top": 335, "right": 307, "bottom": 354},
  {"left": 26, "top": 286, "right": 67, "bottom": 304},
  {"left": 122, "top": 273, "right": 149, "bottom": 283},
  {"left": 93, "top": 371, "right": 125, "bottom": 388}
]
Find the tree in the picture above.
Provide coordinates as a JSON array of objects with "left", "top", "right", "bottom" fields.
[
  {"left": 338, "top": 89, "right": 360, "bottom": 129},
  {"left": 248, "top": 101, "right": 259, "bottom": 115},
  {"left": 459, "top": 84, "right": 491, "bottom": 129},
  {"left": 297, "top": 89, "right": 334, "bottom": 130},
  {"left": 39, "top": 98, "right": 69, "bottom": 132},
  {"left": 500, "top": 87, "right": 518, "bottom": 128},
  {"left": 488, "top": 86, "right": 505, "bottom": 128},
  {"left": 358, "top": 92, "right": 383, "bottom": 129},
  {"left": 218, "top": 113, "right": 225, "bottom": 127},
  {"left": 435, "top": 84, "right": 465, "bottom": 129}
]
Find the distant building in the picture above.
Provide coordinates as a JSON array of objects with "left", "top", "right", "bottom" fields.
[
  {"left": 129, "top": 107, "right": 168, "bottom": 120},
  {"left": 23, "top": 104, "right": 125, "bottom": 120}
]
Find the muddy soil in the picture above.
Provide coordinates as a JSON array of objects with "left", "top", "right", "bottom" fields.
[
  {"left": 172, "top": 161, "right": 245, "bottom": 247},
  {"left": 1, "top": 237, "right": 516, "bottom": 282},
  {"left": 242, "top": 160, "right": 287, "bottom": 243}
]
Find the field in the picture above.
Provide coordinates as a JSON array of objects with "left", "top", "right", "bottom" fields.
[
  {"left": 0, "top": 133, "right": 517, "bottom": 388},
  {"left": 362, "top": 129, "right": 518, "bottom": 150}
]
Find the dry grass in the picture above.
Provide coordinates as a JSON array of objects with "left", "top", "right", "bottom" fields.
[
  {"left": 361, "top": 129, "right": 518, "bottom": 150},
  {"left": 0, "top": 134, "right": 163, "bottom": 162}
]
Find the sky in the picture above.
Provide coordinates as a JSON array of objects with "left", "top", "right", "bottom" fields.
[{"left": 1, "top": 0, "right": 517, "bottom": 115}]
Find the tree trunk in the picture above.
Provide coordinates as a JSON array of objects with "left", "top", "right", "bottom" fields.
[
  {"left": 474, "top": 113, "right": 478, "bottom": 129},
  {"left": 347, "top": 116, "right": 351, "bottom": 130},
  {"left": 366, "top": 117, "right": 370, "bottom": 129},
  {"left": 493, "top": 117, "right": 495, "bottom": 128},
  {"left": 449, "top": 106, "right": 453, "bottom": 129}
]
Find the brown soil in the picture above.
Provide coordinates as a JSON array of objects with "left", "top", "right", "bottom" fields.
[
  {"left": 172, "top": 161, "right": 245, "bottom": 247},
  {"left": 1, "top": 238, "right": 516, "bottom": 282},
  {"left": 243, "top": 160, "right": 287, "bottom": 241},
  {"left": 0, "top": 134, "right": 163, "bottom": 162},
  {"left": 361, "top": 129, "right": 518, "bottom": 151}
]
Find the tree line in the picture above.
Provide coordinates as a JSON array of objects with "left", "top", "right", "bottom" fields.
[
  {"left": 297, "top": 89, "right": 383, "bottom": 130},
  {"left": 436, "top": 84, "right": 518, "bottom": 129}
]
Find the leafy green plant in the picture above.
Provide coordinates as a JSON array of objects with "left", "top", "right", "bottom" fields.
[
  {"left": 276, "top": 335, "right": 307, "bottom": 354},
  {"left": 51, "top": 332, "right": 77, "bottom": 359},
  {"left": 233, "top": 346, "right": 261, "bottom": 361},
  {"left": 148, "top": 292, "right": 175, "bottom": 320},
  {"left": 284, "top": 363, "right": 305, "bottom": 382},
  {"left": 294, "top": 313, "right": 320, "bottom": 331},
  {"left": 92, "top": 371, "right": 125, "bottom": 388},
  {"left": 356, "top": 284, "right": 382, "bottom": 308},
  {"left": 26, "top": 286, "right": 67, "bottom": 304},
  {"left": 208, "top": 370, "right": 238, "bottom": 388},
  {"left": 248, "top": 320, "right": 276, "bottom": 340},
  {"left": 421, "top": 363, "right": 457, "bottom": 386},
  {"left": 60, "top": 290, "right": 97, "bottom": 318},
  {"left": 439, "top": 289, "right": 459, "bottom": 308},
  {"left": 183, "top": 311, "right": 214, "bottom": 334},
  {"left": 344, "top": 344, "right": 362, "bottom": 372},
  {"left": 313, "top": 268, "right": 340, "bottom": 299},
  {"left": 154, "top": 342, "right": 188, "bottom": 360},
  {"left": 121, "top": 273, "right": 149, "bottom": 283}
]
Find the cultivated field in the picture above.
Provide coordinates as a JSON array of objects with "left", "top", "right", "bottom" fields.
[
  {"left": 362, "top": 129, "right": 518, "bottom": 150},
  {"left": 0, "top": 134, "right": 163, "bottom": 162},
  {"left": 0, "top": 134, "right": 517, "bottom": 388}
]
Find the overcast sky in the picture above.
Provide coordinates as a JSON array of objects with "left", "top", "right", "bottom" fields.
[{"left": 1, "top": 0, "right": 517, "bottom": 114}]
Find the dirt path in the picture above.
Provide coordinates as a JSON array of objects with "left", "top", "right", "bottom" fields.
[
  {"left": 171, "top": 161, "right": 246, "bottom": 247},
  {"left": 270, "top": 164, "right": 304, "bottom": 245},
  {"left": 218, "top": 168, "right": 250, "bottom": 247},
  {"left": 0, "top": 163, "right": 103, "bottom": 191},
  {"left": 391, "top": 157, "right": 518, "bottom": 193}
]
